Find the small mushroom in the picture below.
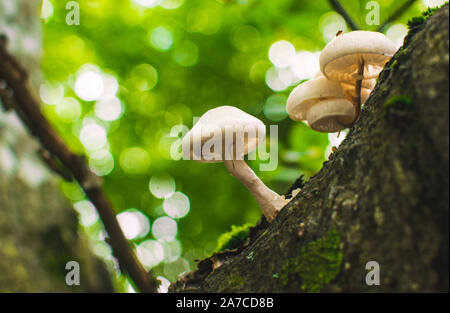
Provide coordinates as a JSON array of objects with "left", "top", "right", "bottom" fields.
[
  {"left": 182, "top": 106, "right": 287, "bottom": 221},
  {"left": 286, "top": 76, "right": 355, "bottom": 132},
  {"left": 320, "top": 31, "right": 396, "bottom": 124}
]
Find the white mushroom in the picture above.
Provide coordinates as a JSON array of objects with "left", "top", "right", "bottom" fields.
[
  {"left": 320, "top": 31, "right": 396, "bottom": 124},
  {"left": 314, "top": 72, "right": 376, "bottom": 107},
  {"left": 287, "top": 76, "right": 355, "bottom": 132},
  {"left": 340, "top": 79, "right": 376, "bottom": 105},
  {"left": 182, "top": 106, "right": 287, "bottom": 222}
]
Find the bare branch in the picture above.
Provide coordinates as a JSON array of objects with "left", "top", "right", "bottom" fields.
[
  {"left": 0, "top": 38, "right": 159, "bottom": 293},
  {"left": 38, "top": 148, "right": 74, "bottom": 182},
  {"left": 328, "top": 0, "right": 360, "bottom": 31}
]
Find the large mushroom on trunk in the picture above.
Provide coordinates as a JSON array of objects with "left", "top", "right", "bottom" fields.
[{"left": 182, "top": 106, "right": 287, "bottom": 222}]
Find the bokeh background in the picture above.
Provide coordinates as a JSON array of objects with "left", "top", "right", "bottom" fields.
[{"left": 1, "top": 0, "right": 446, "bottom": 292}]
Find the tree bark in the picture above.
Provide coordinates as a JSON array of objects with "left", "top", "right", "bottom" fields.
[{"left": 172, "top": 5, "right": 449, "bottom": 293}]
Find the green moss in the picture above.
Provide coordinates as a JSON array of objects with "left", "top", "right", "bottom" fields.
[
  {"left": 390, "top": 59, "right": 398, "bottom": 69},
  {"left": 215, "top": 223, "right": 252, "bottom": 252},
  {"left": 407, "top": 16, "right": 427, "bottom": 29},
  {"left": 383, "top": 95, "right": 413, "bottom": 117},
  {"left": 407, "top": 5, "right": 444, "bottom": 29},
  {"left": 404, "top": 5, "right": 446, "bottom": 46},
  {"left": 281, "top": 228, "right": 343, "bottom": 292},
  {"left": 422, "top": 6, "right": 441, "bottom": 18}
]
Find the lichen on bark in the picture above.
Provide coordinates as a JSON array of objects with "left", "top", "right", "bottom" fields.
[{"left": 281, "top": 228, "right": 343, "bottom": 292}]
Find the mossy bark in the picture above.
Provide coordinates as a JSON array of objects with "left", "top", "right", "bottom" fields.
[
  {"left": 0, "top": 173, "right": 115, "bottom": 292},
  {"left": 172, "top": 5, "right": 449, "bottom": 293}
]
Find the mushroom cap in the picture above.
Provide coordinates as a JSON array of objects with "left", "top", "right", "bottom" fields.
[
  {"left": 182, "top": 106, "right": 265, "bottom": 163},
  {"left": 306, "top": 98, "right": 355, "bottom": 133},
  {"left": 286, "top": 77, "right": 346, "bottom": 121},
  {"left": 320, "top": 31, "right": 397, "bottom": 81}
]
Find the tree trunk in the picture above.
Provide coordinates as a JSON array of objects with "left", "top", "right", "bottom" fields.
[
  {"left": 172, "top": 5, "right": 449, "bottom": 293},
  {"left": 0, "top": 0, "right": 114, "bottom": 292}
]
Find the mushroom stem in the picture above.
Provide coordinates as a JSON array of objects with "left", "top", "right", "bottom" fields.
[
  {"left": 224, "top": 159, "right": 287, "bottom": 222},
  {"left": 351, "top": 59, "right": 365, "bottom": 125}
]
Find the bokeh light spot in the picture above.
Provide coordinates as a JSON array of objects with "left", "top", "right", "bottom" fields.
[
  {"left": 149, "top": 174, "right": 176, "bottom": 199},
  {"left": 55, "top": 97, "right": 81, "bottom": 123},
  {"left": 74, "top": 200, "right": 99, "bottom": 227},
  {"left": 152, "top": 216, "right": 177, "bottom": 240},
  {"left": 88, "top": 149, "right": 114, "bottom": 176},
  {"left": 150, "top": 26, "right": 174, "bottom": 51},
  {"left": 74, "top": 68, "right": 104, "bottom": 101},
  {"left": 39, "top": 82, "right": 64, "bottom": 105},
  {"left": 100, "top": 73, "right": 119, "bottom": 99},
  {"left": 133, "top": 0, "right": 161, "bottom": 8},
  {"left": 80, "top": 123, "right": 107, "bottom": 151},
  {"left": 161, "top": 239, "right": 182, "bottom": 263},
  {"left": 120, "top": 147, "right": 150, "bottom": 174},
  {"left": 422, "top": 0, "right": 447, "bottom": 7},
  {"left": 163, "top": 257, "right": 190, "bottom": 281},
  {"left": 157, "top": 276, "right": 171, "bottom": 293},
  {"left": 160, "top": 0, "right": 184, "bottom": 10},
  {"left": 290, "top": 51, "right": 320, "bottom": 80},
  {"left": 137, "top": 240, "right": 164, "bottom": 268},
  {"left": 233, "top": 25, "right": 260, "bottom": 52},
  {"left": 320, "top": 12, "right": 348, "bottom": 43},
  {"left": 117, "top": 209, "right": 150, "bottom": 240},
  {"left": 268, "top": 40, "right": 295, "bottom": 68},
  {"left": 129, "top": 64, "right": 158, "bottom": 91},
  {"left": 265, "top": 67, "right": 288, "bottom": 91},
  {"left": 95, "top": 97, "right": 122, "bottom": 121},
  {"left": 40, "top": 0, "right": 54, "bottom": 20},
  {"left": 264, "top": 94, "right": 288, "bottom": 121},
  {"left": 386, "top": 24, "right": 408, "bottom": 49},
  {"left": 172, "top": 40, "right": 199, "bottom": 67},
  {"left": 163, "top": 191, "right": 190, "bottom": 218}
]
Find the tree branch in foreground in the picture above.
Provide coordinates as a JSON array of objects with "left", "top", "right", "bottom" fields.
[
  {"left": 0, "top": 38, "right": 158, "bottom": 293},
  {"left": 328, "top": 0, "right": 360, "bottom": 30}
]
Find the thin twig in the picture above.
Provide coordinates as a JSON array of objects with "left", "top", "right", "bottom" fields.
[
  {"left": 328, "top": 0, "right": 360, "bottom": 30},
  {"left": 0, "top": 38, "right": 158, "bottom": 293},
  {"left": 378, "top": 0, "right": 419, "bottom": 32}
]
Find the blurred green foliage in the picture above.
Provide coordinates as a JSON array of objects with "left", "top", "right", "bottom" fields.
[{"left": 40, "top": 0, "right": 428, "bottom": 289}]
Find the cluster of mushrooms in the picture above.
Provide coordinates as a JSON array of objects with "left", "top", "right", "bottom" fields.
[
  {"left": 287, "top": 31, "right": 396, "bottom": 132},
  {"left": 182, "top": 31, "right": 396, "bottom": 222}
]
